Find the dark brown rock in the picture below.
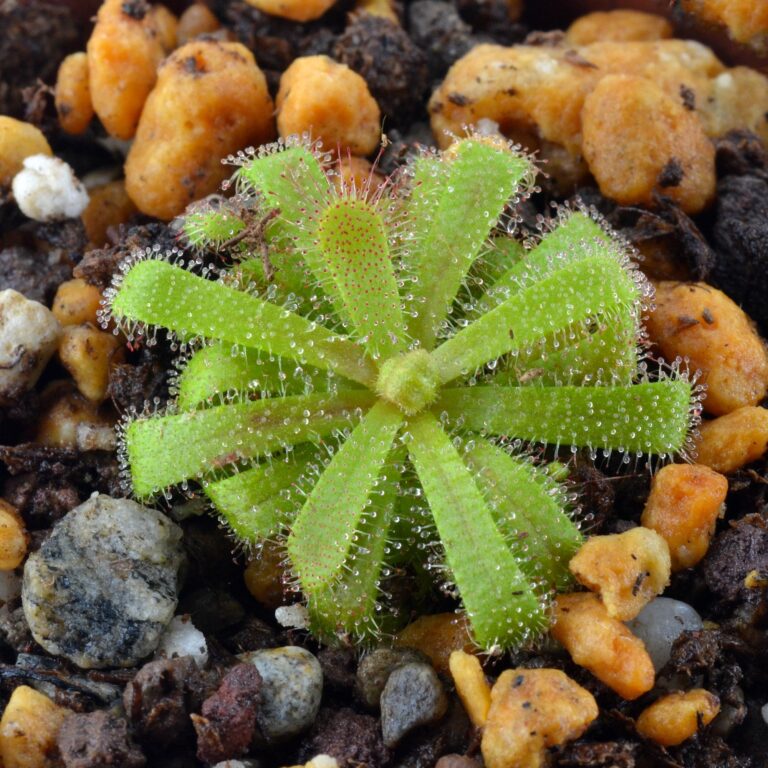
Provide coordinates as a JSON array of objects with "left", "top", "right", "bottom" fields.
[
  {"left": 124, "top": 657, "right": 211, "bottom": 751},
  {"left": 298, "top": 707, "right": 389, "bottom": 768},
  {"left": 192, "top": 663, "right": 262, "bottom": 764},
  {"left": 58, "top": 711, "right": 146, "bottom": 768},
  {"left": 333, "top": 14, "right": 428, "bottom": 125}
]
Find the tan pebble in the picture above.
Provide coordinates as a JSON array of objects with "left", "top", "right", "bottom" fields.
[
  {"left": 699, "top": 67, "right": 768, "bottom": 145},
  {"left": 449, "top": 650, "right": 491, "bottom": 728},
  {"left": 52, "top": 279, "right": 103, "bottom": 327},
  {"left": 481, "top": 668, "right": 598, "bottom": 768},
  {"left": 429, "top": 44, "right": 601, "bottom": 155},
  {"left": 0, "top": 500, "right": 28, "bottom": 571},
  {"left": 641, "top": 463, "right": 728, "bottom": 571},
  {"left": 0, "top": 685, "right": 69, "bottom": 768},
  {"left": 569, "top": 527, "right": 671, "bottom": 620},
  {"left": 551, "top": 593, "right": 655, "bottom": 700},
  {"left": 636, "top": 688, "right": 720, "bottom": 746},
  {"left": 147, "top": 3, "right": 178, "bottom": 52},
  {"left": 0, "top": 117, "right": 52, "bottom": 187},
  {"left": 81, "top": 180, "right": 138, "bottom": 248},
  {"left": 244, "top": 541, "right": 287, "bottom": 610},
  {"left": 277, "top": 56, "right": 381, "bottom": 156},
  {"left": 680, "top": 0, "right": 768, "bottom": 47},
  {"left": 36, "top": 381, "right": 116, "bottom": 451},
  {"left": 58, "top": 324, "right": 124, "bottom": 403},
  {"left": 86, "top": 0, "right": 167, "bottom": 140},
  {"left": 581, "top": 74, "right": 715, "bottom": 213},
  {"left": 428, "top": 40, "right": 722, "bottom": 156},
  {"left": 242, "top": 0, "right": 336, "bottom": 22},
  {"left": 55, "top": 52, "right": 94, "bottom": 136},
  {"left": 125, "top": 40, "right": 275, "bottom": 220},
  {"left": 566, "top": 10, "right": 673, "bottom": 44},
  {"left": 177, "top": 3, "right": 221, "bottom": 45},
  {"left": 395, "top": 613, "right": 474, "bottom": 674},
  {"left": 646, "top": 281, "right": 768, "bottom": 416},
  {"left": 353, "top": 0, "right": 399, "bottom": 22},
  {"left": 694, "top": 406, "right": 768, "bottom": 473}
]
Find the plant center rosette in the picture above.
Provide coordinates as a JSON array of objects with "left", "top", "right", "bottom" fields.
[{"left": 104, "top": 134, "right": 697, "bottom": 651}]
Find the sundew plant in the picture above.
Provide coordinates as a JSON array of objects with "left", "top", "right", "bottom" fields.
[{"left": 105, "top": 134, "right": 695, "bottom": 651}]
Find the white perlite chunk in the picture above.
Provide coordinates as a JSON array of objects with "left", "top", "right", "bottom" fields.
[
  {"left": 22, "top": 494, "right": 184, "bottom": 669},
  {"left": 0, "top": 289, "right": 61, "bottom": 405},
  {"left": 155, "top": 615, "right": 209, "bottom": 666},
  {"left": 12, "top": 154, "right": 89, "bottom": 221}
]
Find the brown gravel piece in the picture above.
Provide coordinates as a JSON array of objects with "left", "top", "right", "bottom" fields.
[
  {"left": 192, "top": 663, "right": 262, "bottom": 764},
  {"left": 711, "top": 171, "right": 768, "bottom": 337},
  {"left": 0, "top": 443, "right": 121, "bottom": 527},
  {"left": 714, "top": 128, "right": 768, "bottom": 177},
  {"left": 123, "top": 657, "right": 212, "bottom": 752},
  {"left": 665, "top": 629, "right": 726, "bottom": 678},
  {"left": 407, "top": 1, "right": 477, "bottom": 80},
  {"left": 107, "top": 355, "right": 171, "bottom": 414},
  {"left": 0, "top": 247, "right": 72, "bottom": 306},
  {"left": 333, "top": 13, "right": 429, "bottom": 125},
  {"left": 58, "top": 710, "right": 146, "bottom": 768},
  {"left": 73, "top": 222, "right": 177, "bottom": 289},
  {"left": 0, "top": 0, "right": 78, "bottom": 120},
  {"left": 297, "top": 707, "right": 390, "bottom": 768},
  {"left": 316, "top": 647, "right": 357, "bottom": 694},
  {"left": 556, "top": 740, "right": 637, "bottom": 767},
  {"left": 702, "top": 514, "right": 768, "bottom": 603},
  {"left": 456, "top": 0, "right": 526, "bottom": 45}
]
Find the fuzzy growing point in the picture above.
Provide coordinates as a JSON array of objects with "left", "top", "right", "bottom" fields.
[{"left": 105, "top": 134, "right": 696, "bottom": 651}]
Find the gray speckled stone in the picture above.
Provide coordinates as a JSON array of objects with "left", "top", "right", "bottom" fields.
[
  {"left": 239, "top": 645, "right": 323, "bottom": 743},
  {"left": 626, "top": 597, "right": 703, "bottom": 672},
  {"left": 22, "top": 494, "right": 184, "bottom": 669},
  {"left": 356, "top": 646, "right": 429, "bottom": 709},
  {"left": 380, "top": 662, "right": 448, "bottom": 748}
]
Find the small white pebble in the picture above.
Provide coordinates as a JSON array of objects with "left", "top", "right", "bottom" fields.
[
  {"left": 155, "top": 615, "right": 208, "bottom": 666},
  {"left": 275, "top": 603, "right": 310, "bottom": 630},
  {"left": 626, "top": 597, "right": 702, "bottom": 672},
  {"left": 12, "top": 154, "right": 89, "bottom": 221},
  {"left": 714, "top": 72, "right": 734, "bottom": 90},
  {"left": 0, "top": 289, "right": 61, "bottom": 406}
]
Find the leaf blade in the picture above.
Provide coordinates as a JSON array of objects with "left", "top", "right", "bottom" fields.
[
  {"left": 407, "top": 413, "right": 544, "bottom": 649},
  {"left": 110, "top": 259, "right": 377, "bottom": 386},
  {"left": 287, "top": 400, "right": 404, "bottom": 591},
  {"left": 437, "top": 379, "right": 693, "bottom": 455},
  {"left": 126, "top": 389, "right": 375, "bottom": 498}
]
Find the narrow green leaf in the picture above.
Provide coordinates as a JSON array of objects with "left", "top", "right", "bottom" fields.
[
  {"left": 307, "top": 461, "right": 400, "bottom": 643},
  {"left": 176, "top": 343, "right": 335, "bottom": 410},
  {"left": 317, "top": 199, "right": 407, "bottom": 360},
  {"left": 234, "top": 144, "right": 349, "bottom": 322},
  {"left": 407, "top": 413, "right": 545, "bottom": 649},
  {"left": 288, "top": 401, "right": 404, "bottom": 591},
  {"left": 204, "top": 446, "right": 317, "bottom": 543},
  {"left": 126, "top": 390, "right": 375, "bottom": 498},
  {"left": 432, "top": 252, "right": 638, "bottom": 384},
  {"left": 406, "top": 139, "right": 533, "bottom": 350},
  {"left": 437, "top": 378, "right": 693, "bottom": 455},
  {"left": 463, "top": 439, "right": 582, "bottom": 590},
  {"left": 496, "top": 312, "right": 640, "bottom": 388},
  {"left": 490, "top": 211, "right": 621, "bottom": 299},
  {"left": 111, "top": 260, "right": 377, "bottom": 386}
]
